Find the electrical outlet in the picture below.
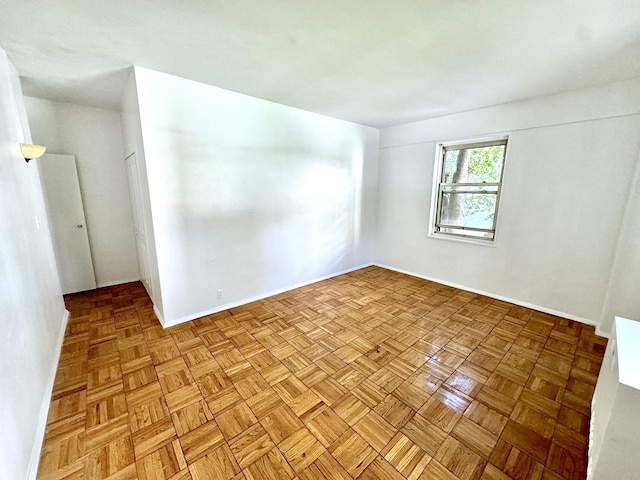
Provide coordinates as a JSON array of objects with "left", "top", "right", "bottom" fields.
[{"left": 217, "top": 289, "right": 223, "bottom": 299}]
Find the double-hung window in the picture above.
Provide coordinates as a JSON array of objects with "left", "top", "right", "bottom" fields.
[{"left": 432, "top": 138, "right": 507, "bottom": 242}]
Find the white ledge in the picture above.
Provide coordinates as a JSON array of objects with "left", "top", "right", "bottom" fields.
[{"left": 615, "top": 316, "right": 640, "bottom": 390}]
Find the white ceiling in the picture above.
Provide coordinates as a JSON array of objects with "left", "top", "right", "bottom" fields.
[{"left": 1, "top": 0, "right": 640, "bottom": 127}]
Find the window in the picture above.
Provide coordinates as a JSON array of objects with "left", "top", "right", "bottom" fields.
[{"left": 431, "top": 138, "right": 507, "bottom": 242}]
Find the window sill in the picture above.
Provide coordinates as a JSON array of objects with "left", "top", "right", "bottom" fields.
[{"left": 427, "top": 232, "right": 497, "bottom": 248}]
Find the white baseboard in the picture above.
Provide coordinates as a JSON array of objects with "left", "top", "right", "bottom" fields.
[
  {"left": 161, "top": 263, "right": 374, "bottom": 329},
  {"left": 153, "top": 304, "right": 165, "bottom": 327},
  {"left": 594, "top": 326, "right": 611, "bottom": 339},
  {"left": 26, "top": 308, "right": 69, "bottom": 480},
  {"left": 96, "top": 277, "right": 140, "bottom": 288},
  {"left": 374, "top": 263, "right": 610, "bottom": 339},
  {"left": 156, "top": 261, "right": 610, "bottom": 339}
]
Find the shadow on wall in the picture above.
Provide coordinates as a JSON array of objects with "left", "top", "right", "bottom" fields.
[{"left": 148, "top": 122, "right": 365, "bottom": 317}]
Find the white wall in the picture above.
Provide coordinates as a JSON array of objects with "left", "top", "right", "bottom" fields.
[
  {"left": 588, "top": 335, "right": 617, "bottom": 478},
  {"left": 376, "top": 79, "right": 640, "bottom": 331},
  {"left": 121, "top": 71, "right": 163, "bottom": 314},
  {"left": 589, "top": 318, "right": 640, "bottom": 479},
  {"left": 0, "top": 49, "right": 67, "bottom": 480},
  {"left": 600, "top": 149, "right": 640, "bottom": 333},
  {"left": 591, "top": 383, "right": 640, "bottom": 480},
  {"left": 132, "top": 67, "right": 379, "bottom": 325},
  {"left": 24, "top": 97, "right": 139, "bottom": 287}
]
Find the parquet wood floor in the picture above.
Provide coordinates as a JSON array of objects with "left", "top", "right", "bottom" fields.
[{"left": 37, "top": 266, "right": 606, "bottom": 480}]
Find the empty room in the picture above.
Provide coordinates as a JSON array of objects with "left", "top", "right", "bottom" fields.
[{"left": 1, "top": 1, "right": 640, "bottom": 479}]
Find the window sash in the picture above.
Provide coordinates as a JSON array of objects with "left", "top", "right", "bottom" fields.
[
  {"left": 440, "top": 183, "right": 500, "bottom": 194},
  {"left": 442, "top": 139, "right": 507, "bottom": 152},
  {"left": 435, "top": 225, "right": 496, "bottom": 240},
  {"left": 434, "top": 183, "right": 504, "bottom": 236}
]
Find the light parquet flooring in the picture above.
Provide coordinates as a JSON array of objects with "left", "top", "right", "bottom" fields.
[{"left": 37, "top": 266, "right": 606, "bottom": 480}]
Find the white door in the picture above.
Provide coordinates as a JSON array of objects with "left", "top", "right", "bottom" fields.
[
  {"left": 125, "top": 153, "right": 152, "bottom": 296},
  {"left": 39, "top": 154, "right": 96, "bottom": 294}
]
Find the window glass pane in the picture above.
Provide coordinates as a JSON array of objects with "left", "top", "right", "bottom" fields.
[
  {"left": 442, "top": 145, "right": 505, "bottom": 184},
  {"left": 439, "top": 192, "right": 497, "bottom": 229}
]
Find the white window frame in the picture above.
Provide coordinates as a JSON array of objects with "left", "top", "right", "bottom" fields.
[{"left": 428, "top": 136, "right": 508, "bottom": 246}]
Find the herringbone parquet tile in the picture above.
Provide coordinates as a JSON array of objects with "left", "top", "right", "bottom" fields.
[{"left": 37, "top": 266, "right": 606, "bottom": 480}]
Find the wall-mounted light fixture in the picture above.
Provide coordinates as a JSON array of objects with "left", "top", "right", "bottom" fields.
[{"left": 20, "top": 143, "right": 47, "bottom": 162}]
